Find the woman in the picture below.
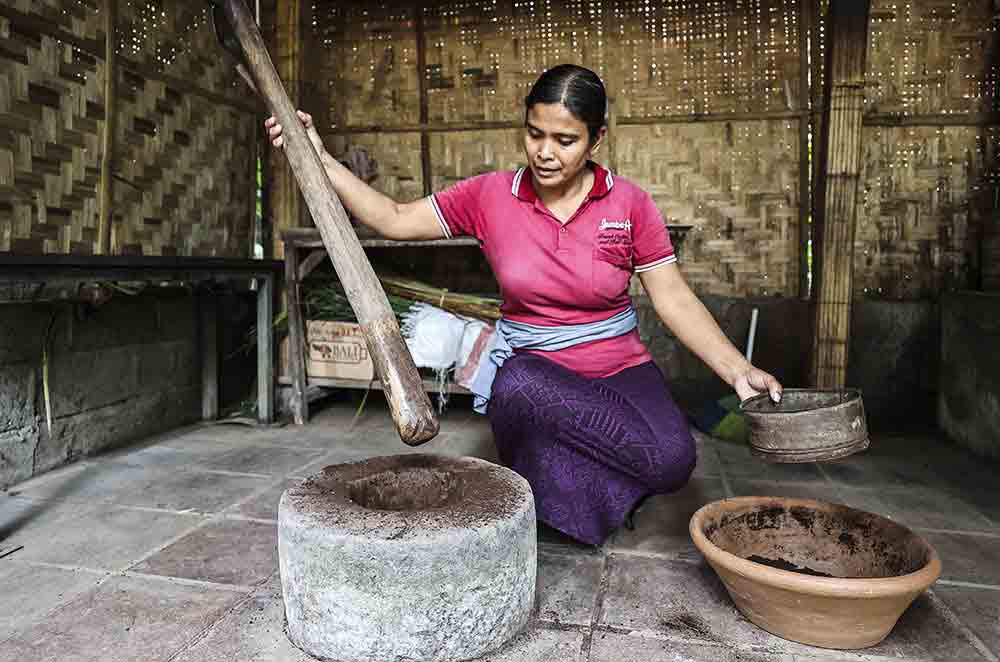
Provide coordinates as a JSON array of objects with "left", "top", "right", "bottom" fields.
[{"left": 267, "top": 64, "right": 782, "bottom": 545}]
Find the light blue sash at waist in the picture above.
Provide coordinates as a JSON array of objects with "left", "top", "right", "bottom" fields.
[{"left": 471, "top": 306, "right": 639, "bottom": 414}]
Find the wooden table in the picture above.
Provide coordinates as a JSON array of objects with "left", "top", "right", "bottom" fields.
[
  {"left": 0, "top": 254, "right": 282, "bottom": 424},
  {"left": 281, "top": 225, "right": 694, "bottom": 425}
]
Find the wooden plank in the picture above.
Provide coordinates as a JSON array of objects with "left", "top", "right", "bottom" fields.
[
  {"left": 298, "top": 248, "right": 327, "bottom": 281},
  {"left": 283, "top": 241, "right": 308, "bottom": 424},
  {"left": 810, "top": 0, "right": 872, "bottom": 388},
  {"left": 278, "top": 375, "right": 469, "bottom": 395},
  {"left": 200, "top": 292, "right": 219, "bottom": 421},
  {"left": 257, "top": 273, "right": 274, "bottom": 424},
  {"left": 281, "top": 227, "right": 479, "bottom": 249},
  {"left": 98, "top": 0, "right": 117, "bottom": 256}
]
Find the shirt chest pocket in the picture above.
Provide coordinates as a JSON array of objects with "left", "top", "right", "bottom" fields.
[{"left": 592, "top": 228, "right": 633, "bottom": 300}]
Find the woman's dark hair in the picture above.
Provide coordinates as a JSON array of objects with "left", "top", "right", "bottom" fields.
[{"left": 524, "top": 64, "right": 607, "bottom": 142}]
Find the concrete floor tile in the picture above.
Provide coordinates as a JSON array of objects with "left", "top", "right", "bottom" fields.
[
  {"left": 228, "top": 479, "right": 300, "bottom": 521},
  {"left": 606, "top": 478, "right": 726, "bottom": 560},
  {"left": 0, "top": 563, "right": 104, "bottom": 640},
  {"left": 4, "top": 502, "right": 203, "bottom": 571},
  {"left": 861, "top": 592, "right": 990, "bottom": 661},
  {"left": 0, "top": 574, "right": 243, "bottom": 662},
  {"left": 599, "top": 554, "right": 774, "bottom": 648},
  {"left": 15, "top": 463, "right": 271, "bottom": 514},
  {"left": 192, "top": 444, "right": 324, "bottom": 477},
  {"left": 475, "top": 627, "right": 585, "bottom": 662},
  {"left": 727, "top": 480, "right": 849, "bottom": 505},
  {"left": 598, "top": 554, "right": 987, "bottom": 661},
  {"left": 868, "top": 486, "right": 995, "bottom": 533},
  {"left": 588, "top": 631, "right": 844, "bottom": 661},
  {"left": 130, "top": 519, "right": 277, "bottom": 586},
  {"left": 171, "top": 592, "right": 312, "bottom": 662},
  {"left": 922, "top": 532, "right": 1000, "bottom": 586},
  {"left": 535, "top": 550, "right": 603, "bottom": 626},
  {"left": 716, "top": 444, "right": 826, "bottom": 483},
  {"left": 935, "top": 585, "right": 1000, "bottom": 655}
]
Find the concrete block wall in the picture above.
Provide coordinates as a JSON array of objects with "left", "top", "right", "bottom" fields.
[
  {"left": 939, "top": 293, "right": 1000, "bottom": 460},
  {"left": 636, "top": 295, "right": 940, "bottom": 433},
  {"left": 0, "top": 295, "right": 203, "bottom": 489}
]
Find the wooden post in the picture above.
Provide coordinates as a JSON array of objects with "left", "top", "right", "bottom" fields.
[
  {"left": 270, "top": 0, "right": 304, "bottom": 259},
  {"left": 284, "top": 238, "right": 309, "bottom": 424},
  {"left": 257, "top": 272, "right": 274, "bottom": 424},
  {"left": 97, "top": 0, "right": 117, "bottom": 255},
  {"left": 200, "top": 292, "right": 219, "bottom": 421},
  {"left": 798, "top": 0, "right": 813, "bottom": 299},
  {"left": 415, "top": 9, "right": 433, "bottom": 197},
  {"left": 810, "top": 0, "right": 871, "bottom": 388}
]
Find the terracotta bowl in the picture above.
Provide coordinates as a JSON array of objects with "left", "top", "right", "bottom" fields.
[{"left": 689, "top": 497, "right": 941, "bottom": 650}]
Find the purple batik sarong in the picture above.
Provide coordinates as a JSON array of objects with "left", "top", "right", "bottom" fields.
[{"left": 487, "top": 353, "right": 696, "bottom": 546}]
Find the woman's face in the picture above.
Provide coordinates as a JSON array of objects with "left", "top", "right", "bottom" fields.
[{"left": 523, "top": 102, "right": 603, "bottom": 192}]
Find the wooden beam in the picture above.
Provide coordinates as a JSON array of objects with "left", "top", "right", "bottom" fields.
[
  {"left": 415, "top": 9, "right": 433, "bottom": 197},
  {"left": 810, "top": 0, "right": 872, "bottom": 389},
  {"left": 283, "top": 241, "right": 308, "bottom": 424},
  {"left": 257, "top": 273, "right": 275, "bottom": 424},
  {"left": 97, "top": 0, "right": 117, "bottom": 255},
  {"left": 318, "top": 110, "right": 806, "bottom": 138}
]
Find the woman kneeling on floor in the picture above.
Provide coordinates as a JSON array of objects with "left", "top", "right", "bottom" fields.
[{"left": 267, "top": 64, "right": 783, "bottom": 545}]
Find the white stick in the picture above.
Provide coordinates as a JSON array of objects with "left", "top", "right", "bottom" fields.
[{"left": 745, "top": 308, "right": 759, "bottom": 362}]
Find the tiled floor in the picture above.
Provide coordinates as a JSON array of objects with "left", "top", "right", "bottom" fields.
[{"left": 0, "top": 398, "right": 997, "bottom": 662}]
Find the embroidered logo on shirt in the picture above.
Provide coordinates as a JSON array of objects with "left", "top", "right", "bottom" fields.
[{"left": 599, "top": 219, "right": 632, "bottom": 231}]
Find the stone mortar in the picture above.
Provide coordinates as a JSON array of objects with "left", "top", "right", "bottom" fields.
[{"left": 278, "top": 453, "right": 537, "bottom": 662}]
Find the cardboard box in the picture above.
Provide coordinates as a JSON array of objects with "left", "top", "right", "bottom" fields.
[{"left": 282, "top": 321, "right": 375, "bottom": 382}]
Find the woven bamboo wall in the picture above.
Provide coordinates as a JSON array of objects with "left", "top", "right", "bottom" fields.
[
  {"left": 857, "top": 0, "right": 1000, "bottom": 296},
  {"left": 307, "top": 0, "right": 806, "bottom": 298},
  {"left": 302, "top": 0, "right": 1000, "bottom": 298},
  {"left": 0, "top": 0, "right": 256, "bottom": 257}
]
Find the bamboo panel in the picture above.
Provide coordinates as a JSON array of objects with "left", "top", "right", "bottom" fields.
[
  {"left": 616, "top": 121, "right": 801, "bottom": 297},
  {"left": 428, "top": 129, "right": 523, "bottom": 192},
  {"left": 0, "top": 0, "right": 256, "bottom": 257},
  {"left": 854, "top": 125, "right": 998, "bottom": 298},
  {"left": 866, "top": 0, "right": 996, "bottom": 117},
  {"left": 327, "top": 131, "right": 425, "bottom": 203},
  {"left": 812, "top": 0, "right": 871, "bottom": 389},
  {"left": 0, "top": 1, "right": 107, "bottom": 255},
  {"left": 308, "top": 2, "right": 420, "bottom": 129}
]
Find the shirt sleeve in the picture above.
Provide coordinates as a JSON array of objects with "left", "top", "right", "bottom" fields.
[
  {"left": 428, "top": 173, "right": 491, "bottom": 240},
  {"left": 631, "top": 190, "right": 676, "bottom": 273}
]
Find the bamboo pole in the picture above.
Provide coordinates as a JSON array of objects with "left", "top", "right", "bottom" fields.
[
  {"left": 415, "top": 9, "right": 433, "bottom": 197},
  {"left": 810, "top": 0, "right": 872, "bottom": 388},
  {"left": 270, "top": 0, "right": 304, "bottom": 259},
  {"left": 798, "top": 0, "right": 813, "bottom": 299},
  {"left": 97, "top": 0, "right": 117, "bottom": 255}
]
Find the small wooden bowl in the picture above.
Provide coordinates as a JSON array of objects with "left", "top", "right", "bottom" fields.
[{"left": 690, "top": 496, "right": 941, "bottom": 650}]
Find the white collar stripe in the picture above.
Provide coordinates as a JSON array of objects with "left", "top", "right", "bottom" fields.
[
  {"left": 606, "top": 171, "right": 613, "bottom": 191},
  {"left": 633, "top": 254, "right": 677, "bottom": 273},
  {"left": 512, "top": 168, "right": 525, "bottom": 196}
]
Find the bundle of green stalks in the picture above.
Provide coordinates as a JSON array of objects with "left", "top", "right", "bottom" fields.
[
  {"left": 377, "top": 275, "right": 501, "bottom": 322},
  {"left": 304, "top": 284, "right": 413, "bottom": 323}
]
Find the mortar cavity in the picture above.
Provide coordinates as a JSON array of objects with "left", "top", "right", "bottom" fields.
[{"left": 348, "top": 467, "right": 464, "bottom": 511}]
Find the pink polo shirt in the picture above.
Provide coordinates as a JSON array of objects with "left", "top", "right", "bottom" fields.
[{"left": 430, "top": 162, "right": 676, "bottom": 379}]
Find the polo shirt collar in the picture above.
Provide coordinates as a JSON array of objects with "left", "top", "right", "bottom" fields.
[{"left": 512, "top": 161, "right": 614, "bottom": 203}]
